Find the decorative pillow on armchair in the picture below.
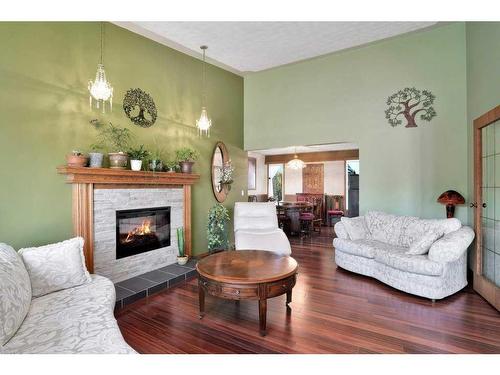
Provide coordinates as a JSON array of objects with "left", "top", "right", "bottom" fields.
[
  {"left": 340, "top": 216, "right": 370, "bottom": 240},
  {"left": 0, "top": 243, "right": 32, "bottom": 346},
  {"left": 406, "top": 230, "right": 444, "bottom": 255},
  {"left": 19, "top": 237, "right": 91, "bottom": 298}
]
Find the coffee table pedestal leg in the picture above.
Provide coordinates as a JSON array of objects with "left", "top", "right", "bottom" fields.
[
  {"left": 286, "top": 290, "right": 292, "bottom": 306},
  {"left": 259, "top": 299, "right": 267, "bottom": 336},
  {"left": 198, "top": 280, "right": 205, "bottom": 319}
]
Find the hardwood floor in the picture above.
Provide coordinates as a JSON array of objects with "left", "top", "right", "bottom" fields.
[{"left": 116, "top": 228, "right": 500, "bottom": 353}]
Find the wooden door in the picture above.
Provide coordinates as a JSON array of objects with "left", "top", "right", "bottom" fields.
[
  {"left": 302, "top": 164, "right": 324, "bottom": 194},
  {"left": 473, "top": 104, "right": 500, "bottom": 311}
]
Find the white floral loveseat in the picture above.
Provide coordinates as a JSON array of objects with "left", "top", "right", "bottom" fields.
[
  {"left": 0, "top": 238, "right": 135, "bottom": 354},
  {"left": 333, "top": 211, "right": 475, "bottom": 300}
]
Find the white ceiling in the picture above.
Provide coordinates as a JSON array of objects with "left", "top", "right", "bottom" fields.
[
  {"left": 251, "top": 143, "right": 358, "bottom": 156},
  {"left": 117, "top": 22, "right": 437, "bottom": 74}
]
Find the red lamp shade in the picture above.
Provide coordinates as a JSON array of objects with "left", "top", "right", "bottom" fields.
[{"left": 437, "top": 190, "right": 465, "bottom": 218}]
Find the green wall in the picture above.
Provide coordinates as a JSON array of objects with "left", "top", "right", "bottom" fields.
[
  {"left": 244, "top": 23, "right": 469, "bottom": 223},
  {"left": 0, "top": 22, "right": 246, "bottom": 254}
]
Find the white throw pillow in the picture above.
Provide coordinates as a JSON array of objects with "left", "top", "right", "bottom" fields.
[
  {"left": 341, "top": 216, "right": 370, "bottom": 240},
  {"left": 406, "top": 230, "right": 444, "bottom": 255},
  {"left": 19, "top": 237, "right": 91, "bottom": 298},
  {"left": 0, "top": 243, "right": 32, "bottom": 346}
]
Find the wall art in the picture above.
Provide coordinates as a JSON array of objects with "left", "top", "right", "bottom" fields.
[{"left": 385, "top": 87, "right": 436, "bottom": 128}]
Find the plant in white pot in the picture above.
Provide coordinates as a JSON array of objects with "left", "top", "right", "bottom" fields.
[
  {"left": 175, "top": 147, "right": 200, "bottom": 173},
  {"left": 127, "top": 145, "right": 149, "bottom": 171},
  {"left": 176, "top": 227, "right": 188, "bottom": 265}
]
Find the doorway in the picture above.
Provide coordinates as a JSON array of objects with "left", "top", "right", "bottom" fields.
[
  {"left": 473, "top": 105, "right": 500, "bottom": 311},
  {"left": 268, "top": 163, "right": 284, "bottom": 202}
]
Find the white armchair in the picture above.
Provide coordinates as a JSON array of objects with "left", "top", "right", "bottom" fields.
[{"left": 234, "top": 202, "right": 291, "bottom": 256}]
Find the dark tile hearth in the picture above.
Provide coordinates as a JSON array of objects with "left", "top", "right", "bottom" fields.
[{"left": 114, "top": 260, "right": 197, "bottom": 309}]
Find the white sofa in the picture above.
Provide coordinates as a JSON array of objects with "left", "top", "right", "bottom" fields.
[
  {"left": 333, "top": 211, "right": 475, "bottom": 300},
  {"left": 0, "top": 241, "right": 135, "bottom": 354},
  {"left": 234, "top": 202, "right": 291, "bottom": 256}
]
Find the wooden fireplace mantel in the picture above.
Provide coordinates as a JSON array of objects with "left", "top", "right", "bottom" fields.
[{"left": 57, "top": 166, "right": 200, "bottom": 273}]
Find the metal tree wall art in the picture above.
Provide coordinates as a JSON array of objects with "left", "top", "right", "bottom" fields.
[
  {"left": 123, "top": 88, "right": 157, "bottom": 128},
  {"left": 385, "top": 87, "right": 437, "bottom": 128}
]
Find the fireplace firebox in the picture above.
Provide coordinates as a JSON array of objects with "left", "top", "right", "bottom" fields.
[{"left": 116, "top": 207, "right": 171, "bottom": 259}]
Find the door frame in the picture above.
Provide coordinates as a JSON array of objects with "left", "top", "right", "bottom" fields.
[{"left": 473, "top": 104, "right": 500, "bottom": 310}]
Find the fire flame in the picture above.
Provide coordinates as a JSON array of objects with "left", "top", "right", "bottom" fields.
[{"left": 125, "top": 220, "right": 152, "bottom": 242}]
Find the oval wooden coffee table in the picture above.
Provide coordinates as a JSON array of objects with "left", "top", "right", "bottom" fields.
[{"left": 196, "top": 250, "right": 298, "bottom": 336}]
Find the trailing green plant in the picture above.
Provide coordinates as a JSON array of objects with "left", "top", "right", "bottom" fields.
[
  {"left": 175, "top": 147, "right": 200, "bottom": 162},
  {"left": 207, "top": 204, "right": 230, "bottom": 252},
  {"left": 91, "top": 121, "right": 133, "bottom": 153},
  {"left": 128, "top": 145, "right": 150, "bottom": 160}
]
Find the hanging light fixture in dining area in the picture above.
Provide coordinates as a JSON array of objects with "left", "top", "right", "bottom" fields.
[{"left": 287, "top": 148, "right": 306, "bottom": 170}]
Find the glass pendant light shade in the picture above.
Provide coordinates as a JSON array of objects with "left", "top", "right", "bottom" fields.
[
  {"left": 88, "top": 64, "right": 113, "bottom": 111},
  {"left": 196, "top": 45, "right": 212, "bottom": 137},
  {"left": 88, "top": 23, "right": 113, "bottom": 113},
  {"left": 196, "top": 107, "right": 212, "bottom": 137},
  {"left": 287, "top": 154, "right": 306, "bottom": 170}
]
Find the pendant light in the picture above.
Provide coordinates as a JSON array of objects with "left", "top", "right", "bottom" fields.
[
  {"left": 286, "top": 147, "right": 306, "bottom": 170},
  {"left": 88, "top": 22, "right": 113, "bottom": 113},
  {"left": 196, "top": 45, "right": 212, "bottom": 137}
]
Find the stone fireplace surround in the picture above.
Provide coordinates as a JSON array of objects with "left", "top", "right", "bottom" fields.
[{"left": 94, "top": 188, "right": 183, "bottom": 283}]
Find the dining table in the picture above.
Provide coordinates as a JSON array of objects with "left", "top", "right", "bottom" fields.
[{"left": 277, "top": 201, "right": 314, "bottom": 236}]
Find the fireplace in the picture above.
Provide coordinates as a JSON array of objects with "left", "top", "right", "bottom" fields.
[{"left": 116, "top": 207, "right": 171, "bottom": 259}]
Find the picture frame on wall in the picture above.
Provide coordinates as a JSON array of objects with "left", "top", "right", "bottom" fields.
[{"left": 248, "top": 157, "right": 257, "bottom": 190}]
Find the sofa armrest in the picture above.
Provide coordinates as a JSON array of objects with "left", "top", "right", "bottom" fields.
[
  {"left": 428, "top": 226, "right": 475, "bottom": 263},
  {"left": 334, "top": 221, "right": 349, "bottom": 239}
]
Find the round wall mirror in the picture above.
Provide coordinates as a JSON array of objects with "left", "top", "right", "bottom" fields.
[{"left": 211, "top": 142, "right": 229, "bottom": 202}]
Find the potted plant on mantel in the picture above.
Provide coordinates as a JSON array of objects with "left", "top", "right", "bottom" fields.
[
  {"left": 148, "top": 147, "right": 164, "bottom": 172},
  {"left": 66, "top": 150, "right": 88, "bottom": 167},
  {"left": 175, "top": 147, "right": 200, "bottom": 174},
  {"left": 127, "top": 145, "right": 149, "bottom": 171},
  {"left": 88, "top": 144, "right": 104, "bottom": 168},
  {"left": 92, "top": 121, "right": 133, "bottom": 169},
  {"left": 164, "top": 159, "right": 178, "bottom": 173},
  {"left": 176, "top": 227, "right": 188, "bottom": 265}
]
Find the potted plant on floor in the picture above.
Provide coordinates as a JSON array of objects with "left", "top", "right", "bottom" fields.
[
  {"left": 128, "top": 145, "right": 149, "bottom": 171},
  {"left": 93, "top": 121, "right": 133, "bottom": 169},
  {"left": 176, "top": 227, "right": 188, "bottom": 265},
  {"left": 175, "top": 147, "right": 200, "bottom": 173},
  {"left": 66, "top": 150, "right": 89, "bottom": 167},
  {"left": 207, "top": 204, "right": 230, "bottom": 253}
]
